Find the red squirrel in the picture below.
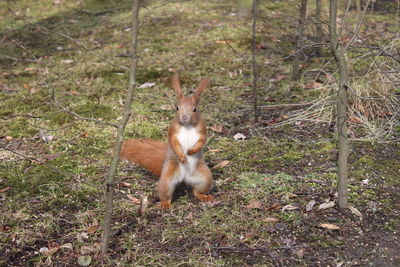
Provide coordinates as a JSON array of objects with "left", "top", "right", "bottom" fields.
[{"left": 121, "top": 74, "right": 213, "bottom": 209}]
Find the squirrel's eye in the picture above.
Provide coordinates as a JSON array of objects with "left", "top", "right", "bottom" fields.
[
  {"left": 193, "top": 107, "right": 197, "bottom": 112},
  {"left": 174, "top": 104, "right": 179, "bottom": 111}
]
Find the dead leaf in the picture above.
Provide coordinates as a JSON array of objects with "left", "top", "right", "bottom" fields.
[
  {"left": 282, "top": 204, "right": 300, "bottom": 212},
  {"left": 5, "top": 136, "right": 14, "bottom": 141},
  {"left": 205, "top": 200, "right": 221, "bottom": 207},
  {"left": 210, "top": 125, "right": 223, "bottom": 133},
  {"left": 264, "top": 217, "right": 280, "bottom": 223},
  {"left": 281, "top": 114, "right": 289, "bottom": 120},
  {"left": 69, "top": 90, "right": 79, "bottom": 96},
  {"left": 60, "top": 243, "right": 73, "bottom": 249},
  {"left": 212, "top": 160, "right": 229, "bottom": 169},
  {"left": 349, "top": 206, "right": 363, "bottom": 221},
  {"left": 43, "top": 247, "right": 59, "bottom": 256},
  {"left": 246, "top": 199, "right": 262, "bottom": 209},
  {"left": 61, "top": 59, "right": 74, "bottom": 64},
  {"left": 319, "top": 223, "right": 340, "bottom": 230},
  {"left": 86, "top": 225, "right": 99, "bottom": 234},
  {"left": 119, "top": 182, "right": 132, "bottom": 188},
  {"left": 0, "top": 225, "right": 11, "bottom": 232},
  {"left": 318, "top": 201, "right": 335, "bottom": 210},
  {"left": 138, "top": 195, "right": 149, "bottom": 216},
  {"left": 0, "top": 187, "right": 11, "bottom": 193},
  {"left": 306, "top": 200, "right": 316, "bottom": 212},
  {"left": 127, "top": 194, "right": 140, "bottom": 204},
  {"left": 215, "top": 40, "right": 231, "bottom": 44},
  {"left": 304, "top": 82, "right": 322, "bottom": 89},
  {"left": 23, "top": 83, "right": 31, "bottom": 89},
  {"left": 296, "top": 248, "right": 304, "bottom": 258},
  {"left": 208, "top": 149, "right": 221, "bottom": 153},
  {"left": 268, "top": 202, "right": 281, "bottom": 210},
  {"left": 233, "top": 133, "right": 246, "bottom": 140}
]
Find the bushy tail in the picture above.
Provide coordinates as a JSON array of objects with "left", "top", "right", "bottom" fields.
[{"left": 120, "top": 139, "right": 167, "bottom": 178}]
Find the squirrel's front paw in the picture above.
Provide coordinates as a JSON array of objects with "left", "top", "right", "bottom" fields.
[
  {"left": 187, "top": 147, "right": 198, "bottom": 155},
  {"left": 179, "top": 155, "right": 188, "bottom": 164}
]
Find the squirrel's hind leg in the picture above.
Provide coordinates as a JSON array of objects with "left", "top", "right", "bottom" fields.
[
  {"left": 187, "top": 161, "right": 213, "bottom": 202},
  {"left": 158, "top": 160, "right": 180, "bottom": 209}
]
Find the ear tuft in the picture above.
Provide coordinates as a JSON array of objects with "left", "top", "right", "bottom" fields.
[
  {"left": 194, "top": 77, "right": 210, "bottom": 104},
  {"left": 172, "top": 74, "right": 183, "bottom": 97}
]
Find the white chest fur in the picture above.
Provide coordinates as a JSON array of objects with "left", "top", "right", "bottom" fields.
[
  {"left": 177, "top": 125, "right": 200, "bottom": 154},
  {"left": 176, "top": 125, "right": 200, "bottom": 176}
]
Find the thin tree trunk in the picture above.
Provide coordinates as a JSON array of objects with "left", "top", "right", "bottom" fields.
[
  {"left": 315, "top": 0, "right": 322, "bottom": 56},
  {"left": 251, "top": 0, "right": 259, "bottom": 122},
  {"left": 329, "top": 0, "right": 349, "bottom": 209},
  {"left": 355, "top": 0, "right": 362, "bottom": 29},
  {"left": 291, "top": 0, "right": 308, "bottom": 81},
  {"left": 100, "top": 0, "right": 141, "bottom": 256}
]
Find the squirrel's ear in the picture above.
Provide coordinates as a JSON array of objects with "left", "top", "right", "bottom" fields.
[
  {"left": 172, "top": 74, "right": 183, "bottom": 97},
  {"left": 194, "top": 77, "right": 210, "bottom": 104}
]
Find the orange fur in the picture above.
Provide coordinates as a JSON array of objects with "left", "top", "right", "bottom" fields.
[{"left": 121, "top": 139, "right": 167, "bottom": 178}]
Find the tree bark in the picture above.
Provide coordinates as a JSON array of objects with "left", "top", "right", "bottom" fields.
[
  {"left": 100, "top": 0, "right": 141, "bottom": 256},
  {"left": 315, "top": 0, "right": 322, "bottom": 56},
  {"left": 329, "top": 0, "right": 349, "bottom": 208},
  {"left": 251, "top": 0, "right": 259, "bottom": 122},
  {"left": 291, "top": 0, "right": 308, "bottom": 81}
]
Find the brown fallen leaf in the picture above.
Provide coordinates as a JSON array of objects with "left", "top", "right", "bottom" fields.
[
  {"left": 208, "top": 149, "right": 221, "bottom": 153},
  {"left": 43, "top": 247, "right": 59, "bottom": 256},
  {"left": 86, "top": 225, "right": 99, "bottom": 234},
  {"left": 215, "top": 40, "right": 231, "bottom": 44},
  {"left": 304, "top": 82, "right": 322, "bottom": 89},
  {"left": 268, "top": 202, "right": 281, "bottom": 211},
  {"left": 127, "top": 194, "right": 140, "bottom": 204},
  {"left": 0, "top": 187, "right": 11, "bottom": 193},
  {"left": 210, "top": 125, "right": 223, "bottom": 133},
  {"left": 205, "top": 200, "right": 221, "bottom": 207},
  {"left": 246, "top": 199, "right": 262, "bottom": 209},
  {"left": 306, "top": 199, "right": 316, "bottom": 212},
  {"left": 349, "top": 205, "right": 363, "bottom": 221},
  {"left": 264, "top": 217, "right": 280, "bottom": 223},
  {"left": 282, "top": 204, "right": 300, "bottom": 212},
  {"left": 5, "top": 136, "right": 14, "bottom": 141},
  {"left": 119, "top": 182, "right": 132, "bottom": 188},
  {"left": 212, "top": 160, "right": 229, "bottom": 170},
  {"left": 319, "top": 223, "right": 340, "bottom": 230},
  {"left": 318, "top": 201, "right": 335, "bottom": 210}
]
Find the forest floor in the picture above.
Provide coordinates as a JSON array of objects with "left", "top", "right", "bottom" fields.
[{"left": 1, "top": 0, "right": 399, "bottom": 266}]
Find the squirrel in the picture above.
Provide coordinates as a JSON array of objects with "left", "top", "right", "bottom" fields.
[{"left": 120, "top": 74, "right": 213, "bottom": 209}]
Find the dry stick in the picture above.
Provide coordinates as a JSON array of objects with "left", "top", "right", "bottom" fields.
[
  {"left": 329, "top": 0, "right": 349, "bottom": 209},
  {"left": 344, "top": 0, "right": 370, "bottom": 52},
  {"left": 100, "top": 0, "right": 141, "bottom": 257},
  {"left": 251, "top": 0, "right": 259, "bottom": 122}
]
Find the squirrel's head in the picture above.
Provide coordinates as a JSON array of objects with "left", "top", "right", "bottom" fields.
[{"left": 171, "top": 74, "right": 210, "bottom": 126}]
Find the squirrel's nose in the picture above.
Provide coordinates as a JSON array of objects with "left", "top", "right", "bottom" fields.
[{"left": 182, "top": 115, "right": 188, "bottom": 121}]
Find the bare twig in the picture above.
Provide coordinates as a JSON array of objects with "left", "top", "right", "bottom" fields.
[
  {"left": 100, "top": 0, "right": 141, "bottom": 257},
  {"left": 344, "top": 0, "right": 370, "bottom": 52}
]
